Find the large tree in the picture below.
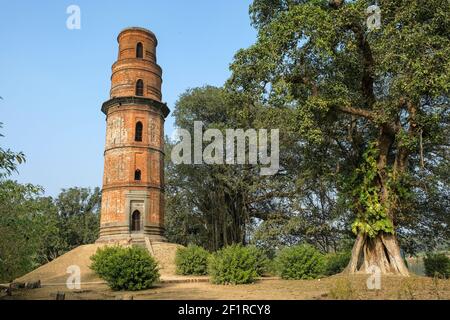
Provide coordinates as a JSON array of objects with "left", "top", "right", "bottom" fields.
[
  {"left": 166, "top": 85, "right": 349, "bottom": 253},
  {"left": 0, "top": 123, "right": 101, "bottom": 280},
  {"left": 54, "top": 187, "right": 101, "bottom": 250},
  {"left": 166, "top": 86, "right": 295, "bottom": 251},
  {"left": 228, "top": 0, "right": 450, "bottom": 275},
  {"left": 0, "top": 184, "right": 101, "bottom": 281}
]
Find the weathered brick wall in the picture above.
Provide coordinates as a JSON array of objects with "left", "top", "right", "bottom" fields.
[
  {"left": 98, "top": 28, "right": 168, "bottom": 243},
  {"left": 110, "top": 28, "right": 162, "bottom": 101}
]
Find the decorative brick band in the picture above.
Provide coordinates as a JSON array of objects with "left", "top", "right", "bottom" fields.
[
  {"left": 101, "top": 183, "right": 165, "bottom": 192},
  {"left": 101, "top": 96, "right": 170, "bottom": 118}
]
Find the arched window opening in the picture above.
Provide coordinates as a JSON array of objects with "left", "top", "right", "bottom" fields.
[
  {"left": 135, "top": 121, "right": 143, "bottom": 142},
  {"left": 131, "top": 210, "right": 141, "bottom": 231},
  {"left": 136, "top": 79, "right": 144, "bottom": 96},
  {"left": 136, "top": 42, "right": 143, "bottom": 58},
  {"left": 134, "top": 169, "right": 141, "bottom": 181}
]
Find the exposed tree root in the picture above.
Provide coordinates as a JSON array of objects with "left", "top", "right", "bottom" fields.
[{"left": 345, "top": 232, "right": 409, "bottom": 276}]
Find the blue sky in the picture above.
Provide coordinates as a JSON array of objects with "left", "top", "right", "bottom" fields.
[{"left": 0, "top": 0, "right": 256, "bottom": 196}]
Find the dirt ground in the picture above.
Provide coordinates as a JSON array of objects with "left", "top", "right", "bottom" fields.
[
  {"left": 3, "top": 275, "right": 449, "bottom": 300},
  {"left": 13, "top": 242, "right": 183, "bottom": 285},
  {"left": 4, "top": 244, "right": 448, "bottom": 300}
]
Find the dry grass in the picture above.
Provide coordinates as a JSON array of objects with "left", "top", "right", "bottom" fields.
[
  {"left": 6, "top": 244, "right": 449, "bottom": 300},
  {"left": 3, "top": 274, "right": 449, "bottom": 300}
]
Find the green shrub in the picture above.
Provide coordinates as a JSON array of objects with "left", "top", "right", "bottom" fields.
[
  {"left": 424, "top": 253, "right": 450, "bottom": 278},
  {"left": 247, "top": 245, "right": 270, "bottom": 276},
  {"left": 275, "top": 244, "right": 325, "bottom": 279},
  {"left": 324, "top": 251, "right": 351, "bottom": 276},
  {"left": 208, "top": 244, "right": 262, "bottom": 284},
  {"left": 175, "top": 245, "right": 210, "bottom": 275},
  {"left": 90, "top": 245, "right": 160, "bottom": 291},
  {"left": 265, "top": 258, "right": 279, "bottom": 276}
]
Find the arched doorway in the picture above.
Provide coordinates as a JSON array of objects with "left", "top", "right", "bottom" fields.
[{"left": 131, "top": 210, "right": 141, "bottom": 232}]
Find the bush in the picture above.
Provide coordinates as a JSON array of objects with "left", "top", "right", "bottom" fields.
[
  {"left": 175, "top": 245, "right": 210, "bottom": 275},
  {"left": 90, "top": 245, "right": 160, "bottom": 291},
  {"left": 208, "top": 244, "right": 264, "bottom": 284},
  {"left": 424, "top": 253, "right": 450, "bottom": 278},
  {"left": 324, "top": 251, "right": 351, "bottom": 276},
  {"left": 275, "top": 244, "right": 325, "bottom": 279},
  {"left": 247, "top": 245, "right": 270, "bottom": 276}
]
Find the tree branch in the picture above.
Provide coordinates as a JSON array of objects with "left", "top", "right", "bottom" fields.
[{"left": 336, "top": 105, "right": 375, "bottom": 120}]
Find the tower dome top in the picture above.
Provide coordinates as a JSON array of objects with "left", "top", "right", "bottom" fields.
[{"left": 117, "top": 27, "right": 157, "bottom": 44}]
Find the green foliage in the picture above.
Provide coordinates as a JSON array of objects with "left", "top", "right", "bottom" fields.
[
  {"left": 0, "top": 180, "right": 48, "bottom": 282},
  {"left": 208, "top": 244, "right": 264, "bottom": 284},
  {"left": 166, "top": 86, "right": 292, "bottom": 251},
  {"left": 90, "top": 245, "right": 160, "bottom": 291},
  {"left": 228, "top": 0, "right": 450, "bottom": 256},
  {"left": 0, "top": 122, "right": 25, "bottom": 179},
  {"left": 175, "top": 245, "right": 210, "bottom": 275},
  {"left": 275, "top": 244, "right": 325, "bottom": 280},
  {"left": 166, "top": 85, "right": 346, "bottom": 254},
  {"left": 424, "top": 253, "right": 450, "bottom": 279},
  {"left": 165, "top": 86, "right": 244, "bottom": 250},
  {"left": 247, "top": 245, "right": 270, "bottom": 276},
  {"left": 349, "top": 143, "right": 394, "bottom": 238},
  {"left": 0, "top": 179, "right": 100, "bottom": 282},
  {"left": 324, "top": 251, "right": 351, "bottom": 276},
  {"left": 55, "top": 187, "right": 101, "bottom": 250}
]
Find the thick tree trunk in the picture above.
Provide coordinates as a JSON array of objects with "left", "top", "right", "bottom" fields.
[
  {"left": 346, "top": 232, "right": 409, "bottom": 276},
  {"left": 345, "top": 125, "right": 409, "bottom": 276}
]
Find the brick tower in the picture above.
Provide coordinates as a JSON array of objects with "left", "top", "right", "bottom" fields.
[{"left": 97, "top": 27, "right": 169, "bottom": 244}]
